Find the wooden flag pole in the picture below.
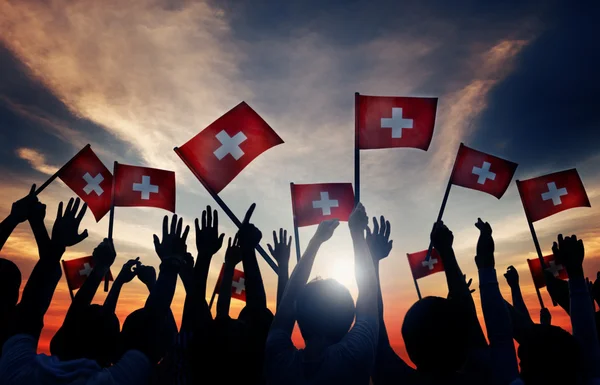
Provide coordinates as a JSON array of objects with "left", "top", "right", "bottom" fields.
[
  {"left": 35, "top": 144, "right": 91, "bottom": 195},
  {"left": 409, "top": 254, "right": 423, "bottom": 300},
  {"left": 290, "top": 183, "right": 302, "bottom": 262},
  {"left": 354, "top": 92, "right": 360, "bottom": 207},
  {"left": 534, "top": 284, "right": 545, "bottom": 309},
  {"left": 174, "top": 147, "right": 278, "bottom": 274},
  {"left": 104, "top": 161, "right": 118, "bottom": 292},
  {"left": 61, "top": 260, "right": 75, "bottom": 301}
]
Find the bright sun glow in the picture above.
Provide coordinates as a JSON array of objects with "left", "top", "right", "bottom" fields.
[{"left": 330, "top": 260, "right": 356, "bottom": 288}]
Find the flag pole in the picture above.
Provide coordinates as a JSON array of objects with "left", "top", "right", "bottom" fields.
[
  {"left": 534, "top": 285, "right": 545, "bottom": 309},
  {"left": 104, "top": 161, "right": 118, "bottom": 292},
  {"left": 290, "top": 183, "right": 302, "bottom": 262},
  {"left": 354, "top": 92, "right": 360, "bottom": 207},
  {"left": 409, "top": 254, "right": 423, "bottom": 300},
  {"left": 174, "top": 147, "right": 278, "bottom": 274},
  {"left": 62, "top": 260, "right": 75, "bottom": 301},
  {"left": 35, "top": 144, "right": 91, "bottom": 195},
  {"left": 208, "top": 280, "right": 218, "bottom": 311}
]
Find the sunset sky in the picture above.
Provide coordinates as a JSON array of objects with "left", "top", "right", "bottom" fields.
[{"left": 1, "top": 0, "right": 599, "bottom": 364}]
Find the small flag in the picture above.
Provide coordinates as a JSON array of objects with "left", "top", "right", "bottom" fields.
[
  {"left": 291, "top": 183, "right": 355, "bottom": 227},
  {"left": 62, "top": 256, "right": 113, "bottom": 291},
  {"left": 527, "top": 255, "right": 569, "bottom": 289},
  {"left": 57, "top": 146, "right": 112, "bottom": 221},
  {"left": 215, "top": 263, "right": 246, "bottom": 302},
  {"left": 113, "top": 163, "right": 176, "bottom": 212},
  {"left": 407, "top": 248, "right": 444, "bottom": 280},
  {"left": 450, "top": 144, "right": 518, "bottom": 199},
  {"left": 356, "top": 94, "right": 438, "bottom": 151},
  {"left": 517, "top": 169, "right": 590, "bottom": 222},
  {"left": 175, "top": 101, "right": 284, "bottom": 193}
]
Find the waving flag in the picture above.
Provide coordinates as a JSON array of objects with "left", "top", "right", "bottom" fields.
[
  {"left": 291, "top": 183, "right": 355, "bottom": 227},
  {"left": 175, "top": 101, "right": 284, "bottom": 193},
  {"left": 528, "top": 255, "right": 569, "bottom": 289},
  {"left": 62, "top": 256, "right": 113, "bottom": 292},
  {"left": 517, "top": 169, "right": 590, "bottom": 222},
  {"left": 215, "top": 263, "right": 246, "bottom": 302},
  {"left": 450, "top": 144, "right": 518, "bottom": 199},
  {"left": 356, "top": 94, "right": 438, "bottom": 151},
  {"left": 113, "top": 163, "right": 176, "bottom": 212},
  {"left": 407, "top": 248, "right": 444, "bottom": 280}
]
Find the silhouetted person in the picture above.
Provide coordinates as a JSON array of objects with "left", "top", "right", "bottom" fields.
[{"left": 0, "top": 258, "right": 21, "bottom": 356}]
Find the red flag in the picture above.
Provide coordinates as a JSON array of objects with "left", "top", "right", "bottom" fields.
[
  {"left": 407, "top": 249, "right": 444, "bottom": 280},
  {"left": 527, "top": 255, "right": 569, "bottom": 289},
  {"left": 113, "top": 163, "right": 176, "bottom": 212},
  {"left": 291, "top": 183, "right": 355, "bottom": 227},
  {"left": 62, "top": 256, "right": 113, "bottom": 291},
  {"left": 215, "top": 263, "right": 246, "bottom": 302},
  {"left": 356, "top": 94, "right": 438, "bottom": 151},
  {"left": 450, "top": 144, "right": 518, "bottom": 199},
  {"left": 175, "top": 101, "right": 284, "bottom": 193},
  {"left": 517, "top": 169, "right": 590, "bottom": 222},
  {"left": 57, "top": 145, "right": 112, "bottom": 221}
]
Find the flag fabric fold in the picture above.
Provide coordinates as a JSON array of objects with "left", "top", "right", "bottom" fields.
[
  {"left": 291, "top": 183, "right": 355, "bottom": 227},
  {"left": 527, "top": 255, "right": 569, "bottom": 289}
]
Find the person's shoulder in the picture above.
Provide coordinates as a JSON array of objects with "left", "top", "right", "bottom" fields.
[{"left": 2, "top": 333, "right": 36, "bottom": 355}]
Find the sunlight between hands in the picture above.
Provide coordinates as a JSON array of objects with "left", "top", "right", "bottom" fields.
[
  {"left": 366, "top": 215, "right": 393, "bottom": 262},
  {"left": 552, "top": 234, "right": 585, "bottom": 278},
  {"left": 267, "top": 228, "right": 292, "bottom": 266},
  {"left": 154, "top": 214, "right": 190, "bottom": 265},
  {"left": 51, "top": 197, "right": 89, "bottom": 249},
  {"left": 195, "top": 205, "right": 225, "bottom": 258}
]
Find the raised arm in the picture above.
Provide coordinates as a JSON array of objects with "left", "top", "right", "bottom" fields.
[
  {"left": 217, "top": 235, "right": 242, "bottom": 319},
  {"left": 0, "top": 185, "right": 38, "bottom": 251},
  {"left": 475, "top": 218, "right": 519, "bottom": 384},
  {"left": 553, "top": 234, "right": 600, "bottom": 379},
  {"left": 504, "top": 265, "right": 533, "bottom": 324},
  {"left": 268, "top": 228, "right": 292, "bottom": 310},
  {"left": 238, "top": 204, "right": 267, "bottom": 310},
  {"left": 103, "top": 258, "right": 141, "bottom": 314},
  {"left": 270, "top": 219, "right": 339, "bottom": 335}
]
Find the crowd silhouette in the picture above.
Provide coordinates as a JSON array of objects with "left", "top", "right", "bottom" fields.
[{"left": 0, "top": 185, "right": 599, "bottom": 385}]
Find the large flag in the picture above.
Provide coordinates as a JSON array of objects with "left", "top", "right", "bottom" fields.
[
  {"left": 215, "top": 263, "right": 246, "bottom": 302},
  {"left": 113, "top": 163, "right": 176, "bottom": 212},
  {"left": 175, "top": 101, "right": 284, "bottom": 193},
  {"left": 62, "top": 256, "right": 113, "bottom": 291},
  {"left": 528, "top": 255, "right": 569, "bottom": 289},
  {"left": 356, "top": 94, "right": 438, "bottom": 151},
  {"left": 407, "top": 248, "right": 444, "bottom": 280},
  {"left": 291, "top": 183, "right": 355, "bottom": 227},
  {"left": 517, "top": 169, "right": 590, "bottom": 222},
  {"left": 450, "top": 144, "right": 518, "bottom": 199},
  {"left": 57, "top": 145, "right": 112, "bottom": 221}
]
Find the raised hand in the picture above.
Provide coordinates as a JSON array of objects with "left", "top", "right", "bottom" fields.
[
  {"left": 153, "top": 214, "right": 190, "bottom": 261},
  {"left": 92, "top": 238, "right": 117, "bottom": 269},
  {"left": 225, "top": 235, "right": 243, "bottom": 266},
  {"left": 430, "top": 221, "right": 453, "bottom": 253},
  {"left": 51, "top": 197, "right": 88, "bottom": 248},
  {"left": 366, "top": 216, "right": 393, "bottom": 262},
  {"left": 267, "top": 228, "right": 292, "bottom": 266},
  {"left": 10, "top": 184, "right": 39, "bottom": 223},
  {"left": 195, "top": 205, "right": 225, "bottom": 258},
  {"left": 504, "top": 266, "right": 519, "bottom": 287},
  {"left": 464, "top": 274, "right": 475, "bottom": 293},
  {"left": 552, "top": 234, "right": 585, "bottom": 278},
  {"left": 348, "top": 202, "right": 368, "bottom": 235},
  {"left": 540, "top": 308, "right": 552, "bottom": 325},
  {"left": 313, "top": 219, "right": 339, "bottom": 243},
  {"left": 117, "top": 257, "right": 141, "bottom": 283},
  {"left": 238, "top": 203, "right": 262, "bottom": 251},
  {"left": 137, "top": 265, "right": 157, "bottom": 288},
  {"left": 475, "top": 218, "right": 495, "bottom": 269}
]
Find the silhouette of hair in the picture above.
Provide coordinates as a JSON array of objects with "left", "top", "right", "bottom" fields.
[
  {"left": 0, "top": 258, "right": 21, "bottom": 309},
  {"left": 518, "top": 324, "right": 583, "bottom": 385},
  {"left": 51, "top": 304, "right": 120, "bottom": 367},
  {"left": 120, "top": 308, "right": 176, "bottom": 364},
  {"left": 402, "top": 296, "right": 470, "bottom": 374},
  {"left": 296, "top": 278, "right": 355, "bottom": 343}
]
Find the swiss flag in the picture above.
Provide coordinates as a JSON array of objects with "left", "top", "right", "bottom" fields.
[
  {"left": 215, "top": 263, "right": 246, "bottom": 302},
  {"left": 291, "top": 183, "right": 355, "bottom": 227},
  {"left": 517, "top": 169, "right": 590, "bottom": 222},
  {"left": 407, "top": 249, "right": 444, "bottom": 280},
  {"left": 175, "top": 102, "right": 284, "bottom": 193},
  {"left": 113, "top": 163, "right": 176, "bottom": 212},
  {"left": 356, "top": 94, "right": 438, "bottom": 150},
  {"left": 62, "top": 256, "right": 113, "bottom": 292},
  {"left": 450, "top": 144, "right": 518, "bottom": 199},
  {"left": 57, "top": 145, "right": 112, "bottom": 221},
  {"left": 527, "top": 255, "right": 569, "bottom": 289}
]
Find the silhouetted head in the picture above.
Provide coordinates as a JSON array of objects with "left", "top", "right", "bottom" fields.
[
  {"left": 402, "top": 297, "right": 470, "bottom": 374},
  {"left": 0, "top": 258, "right": 21, "bottom": 310},
  {"left": 296, "top": 278, "right": 355, "bottom": 343},
  {"left": 518, "top": 324, "right": 583, "bottom": 385},
  {"left": 120, "top": 308, "right": 175, "bottom": 364}
]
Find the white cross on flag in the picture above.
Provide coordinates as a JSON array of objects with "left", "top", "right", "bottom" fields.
[
  {"left": 62, "top": 256, "right": 113, "bottom": 292},
  {"left": 113, "top": 163, "right": 176, "bottom": 212},
  {"left": 517, "top": 168, "right": 590, "bottom": 222},
  {"left": 175, "top": 101, "right": 284, "bottom": 193},
  {"left": 449, "top": 144, "right": 518, "bottom": 199},
  {"left": 291, "top": 183, "right": 355, "bottom": 227},
  {"left": 407, "top": 248, "right": 444, "bottom": 280},
  {"left": 215, "top": 263, "right": 246, "bottom": 302},
  {"left": 57, "top": 145, "right": 112, "bottom": 221}
]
